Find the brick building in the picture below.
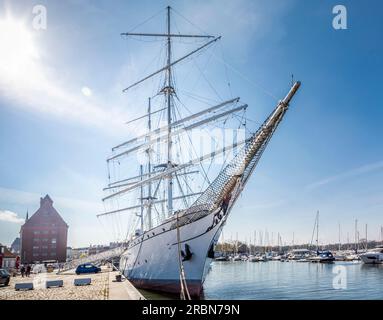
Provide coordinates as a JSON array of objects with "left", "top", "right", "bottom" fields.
[
  {"left": 0, "top": 244, "right": 18, "bottom": 271},
  {"left": 20, "top": 195, "right": 68, "bottom": 263}
]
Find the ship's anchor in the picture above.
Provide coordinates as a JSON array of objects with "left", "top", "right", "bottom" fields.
[{"left": 181, "top": 243, "right": 193, "bottom": 261}]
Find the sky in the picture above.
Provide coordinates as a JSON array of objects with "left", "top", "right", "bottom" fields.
[{"left": 0, "top": 0, "right": 382, "bottom": 248}]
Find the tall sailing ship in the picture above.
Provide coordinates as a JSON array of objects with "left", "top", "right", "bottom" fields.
[{"left": 99, "top": 7, "right": 301, "bottom": 298}]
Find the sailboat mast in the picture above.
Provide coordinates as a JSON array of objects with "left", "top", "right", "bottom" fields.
[
  {"left": 147, "top": 97, "right": 153, "bottom": 228},
  {"left": 166, "top": 6, "right": 174, "bottom": 217},
  {"left": 355, "top": 219, "right": 358, "bottom": 253},
  {"left": 316, "top": 211, "right": 319, "bottom": 252}
]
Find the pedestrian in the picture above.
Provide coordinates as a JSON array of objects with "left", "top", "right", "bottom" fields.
[
  {"left": 26, "top": 264, "right": 31, "bottom": 277},
  {"left": 20, "top": 265, "right": 25, "bottom": 278}
]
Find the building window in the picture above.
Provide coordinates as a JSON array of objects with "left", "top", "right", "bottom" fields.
[
  {"left": 33, "top": 253, "right": 39, "bottom": 257},
  {"left": 42, "top": 252, "right": 47, "bottom": 257},
  {"left": 33, "top": 231, "right": 40, "bottom": 235},
  {"left": 42, "top": 238, "right": 48, "bottom": 242},
  {"left": 42, "top": 230, "right": 49, "bottom": 234},
  {"left": 50, "top": 252, "right": 56, "bottom": 256},
  {"left": 33, "top": 238, "right": 40, "bottom": 242},
  {"left": 51, "top": 238, "right": 57, "bottom": 244},
  {"left": 33, "top": 246, "right": 39, "bottom": 250},
  {"left": 42, "top": 246, "right": 48, "bottom": 250}
]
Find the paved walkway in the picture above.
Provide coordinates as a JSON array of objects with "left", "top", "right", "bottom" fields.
[
  {"left": 108, "top": 271, "right": 145, "bottom": 300},
  {"left": 0, "top": 266, "right": 145, "bottom": 300}
]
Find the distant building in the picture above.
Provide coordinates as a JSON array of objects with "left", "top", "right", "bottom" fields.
[
  {"left": 10, "top": 237, "right": 21, "bottom": 254},
  {"left": 68, "top": 243, "right": 121, "bottom": 261},
  {"left": 109, "top": 242, "right": 123, "bottom": 249},
  {"left": 71, "top": 247, "right": 89, "bottom": 260},
  {"left": 20, "top": 195, "right": 68, "bottom": 263},
  {"left": 88, "top": 244, "right": 110, "bottom": 256},
  {"left": 0, "top": 244, "right": 17, "bottom": 271},
  {"left": 66, "top": 247, "right": 73, "bottom": 261}
]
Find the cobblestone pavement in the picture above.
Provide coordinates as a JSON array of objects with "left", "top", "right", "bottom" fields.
[{"left": 0, "top": 267, "right": 110, "bottom": 300}]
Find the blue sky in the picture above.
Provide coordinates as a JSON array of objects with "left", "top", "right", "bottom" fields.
[{"left": 0, "top": 0, "right": 382, "bottom": 247}]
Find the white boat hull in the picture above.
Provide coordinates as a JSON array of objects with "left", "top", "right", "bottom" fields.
[
  {"left": 360, "top": 252, "right": 383, "bottom": 264},
  {"left": 119, "top": 207, "right": 226, "bottom": 297}
]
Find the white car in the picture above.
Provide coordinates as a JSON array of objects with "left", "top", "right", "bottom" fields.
[{"left": 32, "top": 264, "right": 47, "bottom": 274}]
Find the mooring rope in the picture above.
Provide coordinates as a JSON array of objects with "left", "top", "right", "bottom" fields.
[{"left": 176, "top": 211, "right": 191, "bottom": 300}]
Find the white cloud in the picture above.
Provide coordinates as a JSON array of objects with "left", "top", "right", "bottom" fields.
[
  {"left": 180, "top": 0, "right": 292, "bottom": 54},
  {"left": 0, "top": 186, "right": 109, "bottom": 247},
  {"left": 0, "top": 14, "right": 133, "bottom": 137},
  {"left": 0, "top": 186, "right": 103, "bottom": 217},
  {"left": 0, "top": 2, "right": 293, "bottom": 137},
  {"left": 0, "top": 210, "right": 24, "bottom": 224},
  {"left": 306, "top": 160, "right": 383, "bottom": 190}
]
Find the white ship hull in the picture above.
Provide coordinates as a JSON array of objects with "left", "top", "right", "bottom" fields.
[{"left": 119, "top": 207, "right": 227, "bottom": 297}]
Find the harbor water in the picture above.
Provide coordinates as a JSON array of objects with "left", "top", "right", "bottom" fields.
[
  {"left": 140, "top": 261, "right": 382, "bottom": 300},
  {"left": 203, "top": 261, "right": 382, "bottom": 300}
]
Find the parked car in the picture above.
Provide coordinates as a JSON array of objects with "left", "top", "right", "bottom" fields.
[
  {"left": 75, "top": 263, "right": 101, "bottom": 275},
  {"left": 46, "top": 265, "right": 55, "bottom": 273},
  {"left": 0, "top": 269, "right": 10, "bottom": 286}
]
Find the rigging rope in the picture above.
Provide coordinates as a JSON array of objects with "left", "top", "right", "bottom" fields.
[
  {"left": 209, "top": 50, "right": 279, "bottom": 102},
  {"left": 219, "top": 41, "right": 233, "bottom": 99},
  {"left": 124, "top": 8, "right": 165, "bottom": 34}
]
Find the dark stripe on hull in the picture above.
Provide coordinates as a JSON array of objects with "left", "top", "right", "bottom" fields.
[{"left": 130, "top": 278, "right": 203, "bottom": 298}]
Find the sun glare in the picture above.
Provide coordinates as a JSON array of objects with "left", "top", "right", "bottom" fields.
[{"left": 0, "top": 16, "right": 39, "bottom": 79}]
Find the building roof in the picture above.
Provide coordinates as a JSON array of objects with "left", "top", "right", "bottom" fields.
[
  {"left": 22, "top": 194, "right": 68, "bottom": 229},
  {"left": 0, "top": 245, "right": 17, "bottom": 258}
]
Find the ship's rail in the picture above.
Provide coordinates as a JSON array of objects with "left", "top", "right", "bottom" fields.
[{"left": 57, "top": 246, "right": 125, "bottom": 274}]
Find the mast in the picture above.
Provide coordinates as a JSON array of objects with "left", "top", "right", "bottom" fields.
[
  {"left": 355, "top": 219, "right": 358, "bottom": 253},
  {"left": 347, "top": 232, "right": 350, "bottom": 250},
  {"left": 147, "top": 97, "right": 153, "bottom": 228},
  {"left": 115, "top": 6, "right": 218, "bottom": 218},
  {"left": 316, "top": 211, "right": 319, "bottom": 252},
  {"left": 166, "top": 6, "right": 173, "bottom": 217},
  {"left": 139, "top": 165, "right": 144, "bottom": 231}
]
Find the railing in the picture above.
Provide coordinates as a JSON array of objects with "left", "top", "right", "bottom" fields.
[{"left": 57, "top": 246, "right": 125, "bottom": 274}]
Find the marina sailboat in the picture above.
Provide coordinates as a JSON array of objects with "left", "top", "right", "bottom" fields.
[{"left": 98, "top": 6, "right": 301, "bottom": 298}]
